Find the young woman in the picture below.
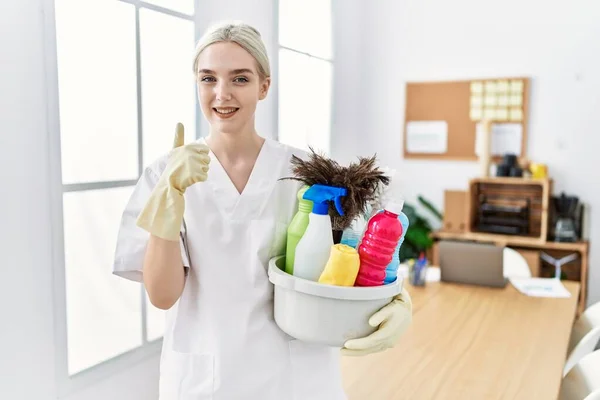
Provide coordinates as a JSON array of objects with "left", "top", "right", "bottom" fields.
[{"left": 113, "top": 21, "right": 412, "bottom": 400}]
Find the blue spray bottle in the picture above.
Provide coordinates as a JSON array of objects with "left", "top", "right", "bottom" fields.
[{"left": 384, "top": 203, "right": 410, "bottom": 284}]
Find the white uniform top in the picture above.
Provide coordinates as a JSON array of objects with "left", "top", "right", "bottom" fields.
[{"left": 113, "top": 137, "right": 347, "bottom": 400}]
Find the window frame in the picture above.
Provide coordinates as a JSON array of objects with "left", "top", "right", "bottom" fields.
[
  {"left": 42, "top": 0, "right": 201, "bottom": 397},
  {"left": 275, "top": 0, "right": 334, "bottom": 153}
]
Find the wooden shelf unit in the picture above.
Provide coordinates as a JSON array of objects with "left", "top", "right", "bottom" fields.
[{"left": 467, "top": 177, "right": 553, "bottom": 243}]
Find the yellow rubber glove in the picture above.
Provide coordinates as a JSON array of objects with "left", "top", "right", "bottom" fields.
[
  {"left": 341, "top": 288, "right": 412, "bottom": 356},
  {"left": 136, "top": 123, "right": 210, "bottom": 241}
]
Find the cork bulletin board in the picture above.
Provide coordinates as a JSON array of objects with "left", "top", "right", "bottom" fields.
[{"left": 403, "top": 77, "right": 530, "bottom": 161}]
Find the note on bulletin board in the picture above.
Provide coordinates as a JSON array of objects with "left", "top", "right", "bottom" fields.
[
  {"left": 475, "top": 122, "right": 523, "bottom": 156},
  {"left": 406, "top": 121, "right": 448, "bottom": 154}
]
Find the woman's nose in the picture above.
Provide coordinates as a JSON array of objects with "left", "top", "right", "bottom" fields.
[{"left": 215, "top": 82, "right": 232, "bottom": 102}]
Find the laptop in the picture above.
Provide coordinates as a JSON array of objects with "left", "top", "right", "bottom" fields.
[{"left": 439, "top": 240, "right": 508, "bottom": 288}]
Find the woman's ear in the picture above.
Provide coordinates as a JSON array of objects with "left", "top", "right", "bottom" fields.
[{"left": 258, "top": 77, "right": 271, "bottom": 100}]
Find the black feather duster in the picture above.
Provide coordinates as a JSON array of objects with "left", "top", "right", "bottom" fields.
[{"left": 283, "top": 148, "right": 389, "bottom": 232}]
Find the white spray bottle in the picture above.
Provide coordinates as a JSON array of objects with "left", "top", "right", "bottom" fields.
[{"left": 293, "top": 184, "right": 347, "bottom": 281}]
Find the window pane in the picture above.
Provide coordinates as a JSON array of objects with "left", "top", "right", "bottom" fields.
[
  {"left": 55, "top": 0, "right": 138, "bottom": 184},
  {"left": 142, "top": 0, "right": 194, "bottom": 15},
  {"left": 146, "top": 292, "right": 166, "bottom": 342},
  {"left": 278, "top": 49, "right": 332, "bottom": 154},
  {"left": 140, "top": 9, "right": 196, "bottom": 165},
  {"left": 63, "top": 187, "right": 142, "bottom": 375},
  {"left": 279, "top": 0, "right": 332, "bottom": 59}
]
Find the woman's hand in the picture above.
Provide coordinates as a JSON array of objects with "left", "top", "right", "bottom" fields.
[
  {"left": 341, "top": 288, "right": 412, "bottom": 356},
  {"left": 136, "top": 123, "right": 210, "bottom": 241},
  {"left": 166, "top": 122, "right": 211, "bottom": 193}
]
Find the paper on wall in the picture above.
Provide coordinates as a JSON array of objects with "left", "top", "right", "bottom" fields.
[
  {"left": 470, "top": 82, "right": 484, "bottom": 94},
  {"left": 496, "top": 80, "right": 509, "bottom": 93},
  {"left": 406, "top": 121, "right": 448, "bottom": 154},
  {"left": 470, "top": 108, "right": 483, "bottom": 121},
  {"left": 475, "top": 122, "right": 522, "bottom": 156},
  {"left": 509, "top": 108, "right": 523, "bottom": 122},
  {"left": 510, "top": 79, "right": 524, "bottom": 93},
  {"left": 496, "top": 108, "right": 509, "bottom": 121}
]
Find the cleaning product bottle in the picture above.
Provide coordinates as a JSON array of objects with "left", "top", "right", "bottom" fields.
[
  {"left": 384, "top": 210, "right": 410, "bottom": 284},
  {"left": 340, "top": 216, "right": 366, "bottom": 249},
  {"left": 355, "top": 201, "right": 404, "bottom": 287},
  {"left": 285, "top": 185, "right": 313, "bottom": 275},
  {"left": 293, "top": 184, "right": 347, "bottom": 281}
]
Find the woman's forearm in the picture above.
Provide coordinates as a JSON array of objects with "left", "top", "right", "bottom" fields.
[{"left": 143, "top": 235, "right": 186, "bottom": 310}]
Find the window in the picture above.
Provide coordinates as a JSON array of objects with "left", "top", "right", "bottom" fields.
[
  {"left": 51, "top": 0, "right": 197, "bottom": 386},
  {"left": 278, "top": 0, "right": 333, "bottom": 154}
]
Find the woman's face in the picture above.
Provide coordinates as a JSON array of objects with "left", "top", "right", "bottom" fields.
[{"left": 196, "top": 41, "right": 270, "bottom": 135}]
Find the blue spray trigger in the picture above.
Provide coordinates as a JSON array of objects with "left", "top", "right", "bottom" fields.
[
  {"left": 302, "top": 184, "right": 347, "bottom": 216},
  {"left": 334, "top": 195, "right": 345, "bottom": 216}
]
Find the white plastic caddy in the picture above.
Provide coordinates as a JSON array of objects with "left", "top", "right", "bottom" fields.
[{"left": 268, "top": 256, "right": 403, "bottom": 347}]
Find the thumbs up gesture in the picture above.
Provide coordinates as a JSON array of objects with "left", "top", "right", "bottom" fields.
[
  {"left": 136, "top": 123, "right": 211, "bottom": 241},
  {"left": 168, "top": 122, "right": 211, "bottom": 193}
]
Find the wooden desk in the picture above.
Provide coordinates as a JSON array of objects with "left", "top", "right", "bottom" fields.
[
  {"left": 431, "top": 230, "right": 589, "bottom": 316},
  {"left": 342, "top": 281, "right": 580, "bottom": 400}
]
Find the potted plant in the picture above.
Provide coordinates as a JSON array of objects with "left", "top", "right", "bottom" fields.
[{"left": 399, "top": 196, "right": 443, "bottom": 262}]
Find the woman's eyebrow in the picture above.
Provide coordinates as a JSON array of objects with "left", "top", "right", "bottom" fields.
[
  {"left": 198, "top": 68, "right": 255, "bottom": 75},
  {"left": 230, "top": 69, "right": 255, "bottom": 75}
]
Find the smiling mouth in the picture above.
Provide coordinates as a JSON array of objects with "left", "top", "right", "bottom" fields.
[{"left": 213, "top": 107, "right": 239, "bottom": 117}]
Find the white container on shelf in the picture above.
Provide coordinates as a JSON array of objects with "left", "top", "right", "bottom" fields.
[{"left": 268, "top": 256, "right": 403, "bottom": 347}]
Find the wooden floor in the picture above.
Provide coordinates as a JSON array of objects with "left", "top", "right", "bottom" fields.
[{"left": 341, "top": 281, "right": 580, "bottom": 400}]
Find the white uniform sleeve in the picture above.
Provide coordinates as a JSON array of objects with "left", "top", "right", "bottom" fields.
[{"left": 112, "top": 165, "right": 190, "bottom": 283}]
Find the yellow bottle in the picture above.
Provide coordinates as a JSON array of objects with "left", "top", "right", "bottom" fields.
[
  {"left": 530, "top": 163, "right": 548, "bottom": 179},
  {"left": 318, "top": 244, "right": 360, "bottom": 286}
]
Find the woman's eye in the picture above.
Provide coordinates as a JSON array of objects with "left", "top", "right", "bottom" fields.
[
  {"left": 234, "top": 76, "right": 249, "bottom": 83},
  {"left": 200, "top": 76, "right": 216, "bottom": 82}
]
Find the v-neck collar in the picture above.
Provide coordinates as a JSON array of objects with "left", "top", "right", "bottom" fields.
[{"left": 201, "top": 137, "right": 281, "bottom": 220}]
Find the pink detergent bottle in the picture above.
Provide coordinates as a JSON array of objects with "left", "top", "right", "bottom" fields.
[{"left": 355, "top": 201, "right": 404, "bottom": 286}]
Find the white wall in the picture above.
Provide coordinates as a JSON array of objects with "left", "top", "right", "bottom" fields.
[
  {"left": 1, "top": 0, "right": 59, "bottom": 398},
  {"left": 330, "top": 0, "right": 365, "bottom": 164},
  {"left": 336, "top": 0, "right": 600, "bottom": 306}
]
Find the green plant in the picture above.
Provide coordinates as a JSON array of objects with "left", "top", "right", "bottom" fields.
[{"left": 399, "top": 196, "right": 443, "bottom": 261}]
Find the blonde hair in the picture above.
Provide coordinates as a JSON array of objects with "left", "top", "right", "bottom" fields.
[{"left": 192, "top": 21, "right": 271, "bottom": 79}]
